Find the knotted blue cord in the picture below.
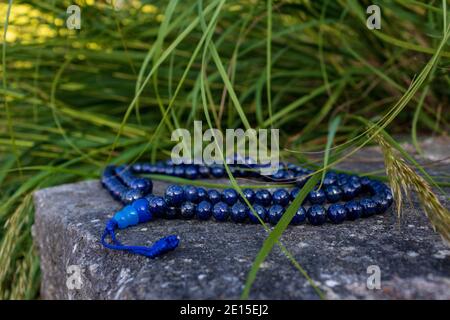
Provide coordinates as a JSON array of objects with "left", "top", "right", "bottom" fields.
[{"left": 101, "top": 219, "right": 179, "bottom": 258}]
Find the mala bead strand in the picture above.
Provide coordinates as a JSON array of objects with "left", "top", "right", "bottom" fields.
[{"left": 101, "top": 161, "right": 393, "bottom": 259}]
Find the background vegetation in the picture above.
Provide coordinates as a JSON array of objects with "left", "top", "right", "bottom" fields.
[{"left": 0, "top": 0, "right": 449, "bottom": 299}]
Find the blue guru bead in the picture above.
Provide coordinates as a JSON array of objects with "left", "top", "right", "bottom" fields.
[
  {"left": 132, "top": 198, "right": 152, "bottom": 223},
  {"left": 325, "top": 185, "right": 342, "bottom": 203},
  {"left": 272, "top": 189, "right": 290, "bottom": 206},
  {"left": 180, "top": 202, "right": 196, "bottom": 219},
  {"left": 196, "top": 200, "right": 212, "bottom": 220},
  {"left": 222, "top": 188, "right": 238, "bottom": 205},
  {"left": 148, "top": 196, "right": 167, "bottom": 217},
  {"left": 360, "top": 198, "right": 377, "bottom": 217},
  {"left": 183, "top": 185, "right": 198, "bottom": 203},
  {"left": 114, "top": 210, "right": 128, "bottom": 229},
  {"left": 207, "top": 189, "right": 221, "bottom": 204},
  {"left": 291, "top": 206, "right": 307, "bottom": 225},
  {"left": 230, "top": 202, "right": 248, "bottom": 223},
  {"left": 122, "top": 205, "right": 139, "bottom": 227},
  {"left": 344, "top": 200, "right": 363, "bottom": 220},
  {"left": 308, "top": 189, "right": 326, "bottom": 205},
  {"left": 248, "top": 205, "right": 267, "bottom": 223},
  {"left": 255, "top": 189, "right": 272, "bottom": 207},
  {"left": 307, "top": 205, "right": 327, "bottom": 225},
  {"left": 268, "top": 205, "right": 285, "bottom": 224},
  {"left": 327, "top": 204, "right": 347, "bottom": 224},
  {"left": 165, "top": 185, "right": 185, "bottom": 206},
  {"left": 212, "top": 202, "right": 230, "bottom": 221}
]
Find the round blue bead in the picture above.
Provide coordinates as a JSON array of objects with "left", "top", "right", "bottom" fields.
[
  {"left": 211, "top": 165, "right": 225, "bottom": 178},
  {"left": 307, "top": 205, "right": 327, "bottom": 225},
  {"left": 255, "top": 189, "right": 272, "bottom": 207},
  {"left": 360, "top": 198, "right": 377, "bottom": 217},
  {"left": 272, "top": 189, "right": 290, "bottom": 206},
  {"left": 230, "top": 202, "right": 248, "bottom": 223},
  {"left": 129, "top": 178, "right": 152, "bottom": 194},
  {"left": 180, "top": 201, "right": 196, "bottom": 219},
  {"left": 212, "top": 202, "right": 230, "bottom": 222},
  {"left": 308, "top": 189, "right": 326, "bottom": 205},
  {"left": 323, "top": 172, "right": 338, "bottom": 186},
  {"left": 325, "top": 185, "right": 342, "bottom": 203},
  {"left": 207, "top": 189, "right": 221, "bottom": 204},
  {"left": 198, "top": 166, "right": 210, "bottom": 177},
  {"left": 344, "top": 200, "right": 363, "bottom": 220},
  {"left": 372, "top": 195, "right": 389, "bottom": 214},
  {"left": 242, "top": 188, "right": 255, "bottom": 203},
  {"left": 148, "top": 196, "right": 167, "bottom": 218},
  {"left": 291, "top": 206, "right": 307, "bottom": 225},
  {"left": 290, "top": 187, "right": 300, "bottom": 201},
  {"left": 360, "top": 176, "right": 372, "bottom": 190},
  {"left": 173, "top": 166, "right": 185, "bottom": 177},
  {"left": 267, "top": 205, "right": 285, "bottom": 224},
  {"left": 132, "top": 198, "right": 152, "bottom": 223},
  {"left": 166, "top": 206, "right": 179, "bottom": 219},
  {"left": 222, "top": 188, "right": 238, "bottom": 206},
  {"left": 248, "top": 204, "right": 267, "bottom": 223},
  {"left": 327, "top": 204, "right": 347, "bottom": 224},
  {"left": 165, "top": 185, "right": 185, "bottom": 206},
  {"left": 295, "top": 175, "right": 310, "bottom": 188},
  {"left": 183, "top": 185, "right": 198, "bottom": 203},
  {"left": 196, "top": 200, "right": 212, "bottom": 220},
  {"left": 122, "top": 189, "right": 144, "bottom": 204},
  {"left": 341, "top": 184, "right": 357, "bottom": 200},
  {"left": 164, "top": 165, "right": 175, "bottom": 176},
  {"left": 185, "top": 165, "right": 199, "bottom": 179},
  {"left": 272, "top": 170, "right": 287, "bottom": 180},
  {"left": 197, "top": 187, "right": 208, "bottom": 202}
]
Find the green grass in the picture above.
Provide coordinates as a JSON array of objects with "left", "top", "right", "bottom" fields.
[{"left": 0, "top": 0, "right": 449, "bottom": 299}]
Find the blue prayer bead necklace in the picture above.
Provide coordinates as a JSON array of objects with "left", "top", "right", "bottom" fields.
[{"left": 101, "top": 161, "right": 393, "bottom": 258}]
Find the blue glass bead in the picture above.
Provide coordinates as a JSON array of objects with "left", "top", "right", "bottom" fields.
[
  {"left": 222, "top": 188, "right": 238, "bottom": 206},
  {"left": 185, "top": 165, "right": 199, "bottom": 179},
  {"left": 183, "top": 185, "right": 198, "bottom": 203},
  {"left": 180, "top": 202, "right": 196, "bottom": 219},
  {"left": 291, "top": 206, "right": 307, "bottom": 225},
  {"left": 272, "top": 169, "right": 287, "bottom": 180},
  {"left": 123, "top": 189, "right": 144, "bottom": 204},
  {"left": 197, "top": 187, "right": 208, "bottom": 202},
  {"left": 384, "top": 190, "right": 394, "bottom": 206},
  {"left": 198, "top": 166, "right": 210, "bottom": 177},
  {"left": 132, "top": 198, "right": 152, "bottom": 223},
  {"left": 173, "top": 166, "right": 185, "bottom": 177},
  {"left": 325, "top": 185, "right": 342, "bottom": 203},
  {"left": 327, "top": 204, "right": 347, "bottom": 224},
  {"left": 344, "top": 200, "right": 363, "bottom": 220},
  {"left": 308, "top": 189, "right": 326, "bottom": 205},
  {"left": 230, "top": 202, "right": 248, "bottom": 223},
  {"left": 196, "top": 200, "right": 212, "bottom": 220},
  {"left": 166, "top": 206, "right": 179, "bottom": 219},
  {"left": 341, "top": 184, "right": 357, "bottom": 200},
  {"left": 255, "top": 189, "right": 272, "bottom": 207},
  {"left": 272, "top": 189, "right": 290, "bottom": 206},
  {"left": 148, "top": 196, "right": 167, "bottom": 218},
  {"left": 164, "top": 185, "right": 185, "bottom": 206},
  {"left": 267, "top": 205, "right": 285, "bottom": 225},
  {"left": 211, "top": 165, "right": 225, "bottom": 178},
  {"left": 248, "top": 205, "right": 267, "bottom": 223},
  {"left": 155, "top": 161, "right": 166, "bottom": 174},
  {"left": 131, "top": 163, "right": 142, "bottom": 172},
  {"left": 129, "top": 178, "right": 152, "bottom": 194},
  {"left": 242, "top": 188, "right": 255, "bottom": 203},
  {"left": 307, "top": 205, "right": 327, "bottom": 225},
  {"left": 290, "top": 187, "right": 300, "bottom": 201},
  {"left": 360, "top": 198, "right": 377, "bottom": 217},
  {"left": 212, "top": 202, "right": 230, "bottom": 221},
  {"left": 207, "top": 189, "right": 221, "bottom": 204},
  {"left": 323, "top": 172, "right": 338, "bottom": 186}
]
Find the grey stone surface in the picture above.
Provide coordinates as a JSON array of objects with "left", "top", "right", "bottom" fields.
[{"left": 33, "top": 145, "right": 450, "bottom": 300}]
